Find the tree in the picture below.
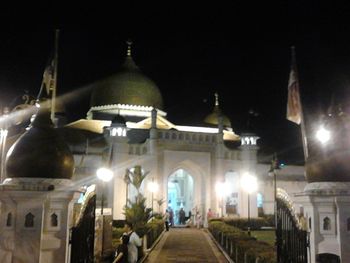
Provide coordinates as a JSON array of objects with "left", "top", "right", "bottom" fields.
[{"left": 124, "top": 165, "right": 151, "bottom": 237}]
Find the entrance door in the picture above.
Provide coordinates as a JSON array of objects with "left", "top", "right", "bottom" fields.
[
  {"left": 168, "top": 169, "right": 194, "bottom": 225},
  {"left": 317, "top": 253, "right": 340, "bottom": 263}
]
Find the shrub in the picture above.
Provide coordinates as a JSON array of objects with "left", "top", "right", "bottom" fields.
[{"left": 208, "top": 221, "right": 276, "bottom": 263}]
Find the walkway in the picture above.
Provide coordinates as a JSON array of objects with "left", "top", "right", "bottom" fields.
[{"left": 144, "top": 228, "right": 228, "bottom": 263}]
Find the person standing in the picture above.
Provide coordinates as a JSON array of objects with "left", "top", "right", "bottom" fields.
[
  {"left": 124, "top": 222, "right": 141, "bottom": 263},
  {"left": 113, "top": 233, "right": 129, "bottom": 263},
  {"left": 179, "top": 208, "right": 186, "bottom": 225},
  {"left": 207, "top": 208, "right": 214, "bottom": 221},
  {"left": 164, "top": 209, "right": 170, "bottom": 231},
  {"left": 169, "top": 208, "right": 174, "bottom": 227}
]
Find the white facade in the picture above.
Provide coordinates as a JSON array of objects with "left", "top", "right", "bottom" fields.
[
  {"left": 0, "top": 178, "right": 80, "bottom": 263},
  {"left": 69, "top": 112, "right": 307, "bottom": 222},
  {"left": 296, "top": 182, "right": 350, "bottom": 262}
]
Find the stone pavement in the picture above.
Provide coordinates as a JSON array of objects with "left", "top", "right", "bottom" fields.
[{"left": 144, "top": 228, "right": 228, "bottom": 263}]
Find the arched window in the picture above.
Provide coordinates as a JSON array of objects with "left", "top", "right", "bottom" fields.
[
  {"left": 323, "top": 217, "right": 331, "bottom": 231},
  {"left": 347, "top": 218, "right": 350, "bottom": 231},
  {"left": 51, "top": 213, "right": 58, "bottom": 227},
  {"left": 25, "top": 213, "right": 34, "bottom": 228},
  {"left": 6, "top": 212, "right": 12, "bottom": 227}
]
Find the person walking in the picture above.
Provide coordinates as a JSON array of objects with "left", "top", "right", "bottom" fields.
[{"left": 164, "top": 209, "right": 170, "bottom": 231}]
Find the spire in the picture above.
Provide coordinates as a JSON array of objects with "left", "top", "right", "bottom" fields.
[
  {"left": 126, "top": 39, "right": 133, "bottom": 57},
  {"left": 122, "top": 39, "right": 138, "bottom": 70},
  {"left": 215, "top": 92, "right": 219, "bottom": 106}
]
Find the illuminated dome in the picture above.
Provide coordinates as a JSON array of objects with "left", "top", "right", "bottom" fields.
[
  {"left": 6, "top": 108, "right": 75, "bottom": 179},
  {"left": 204, "top": 93, "right": 231, "bottom": 127},
  {"left": 90, "top": 42, "right": 163, "bottom": 109}
]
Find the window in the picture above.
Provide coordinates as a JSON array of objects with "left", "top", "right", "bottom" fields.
[
  {"left": 25, "top": 213, "right": 34, "bottom": 228},
  {"left": 347, "top": 218, "right": 350, "bottom": 231},
  {"left": 6, "top": 212, "right": 12, "bottom": 227},
  {"left": 51, "top": 213, "right": 58, "bottom": 227},
  {"left": 323, "top": 217, "right": 331, "bottom": 231}
]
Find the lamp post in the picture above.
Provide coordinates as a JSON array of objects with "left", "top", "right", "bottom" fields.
[
  {"left": 241, "top": 173, "right": 258, "bottom": 236},
  {"left": 96, "top": 167, "right": 113, "bottom": 259},
  {"left": 268, "top": 153, "right": 281, "bottom": 243},
  {"left": 96, "top": 167, "right": 114, "bottom": 215},
  {"left": 148, "top": 178, "right": 159, "bottom": 217}
]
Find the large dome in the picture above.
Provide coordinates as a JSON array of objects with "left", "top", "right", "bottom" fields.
[
  {"left": 90, "top": 46, "right": 163, "bottom": 109},
  {"left": 6, "top": 108, "right": 75, "bottom": 179}
]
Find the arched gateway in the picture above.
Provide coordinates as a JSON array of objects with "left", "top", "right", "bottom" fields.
[{"left": 167, "top": 169, "right": 194, "bottom": 225}]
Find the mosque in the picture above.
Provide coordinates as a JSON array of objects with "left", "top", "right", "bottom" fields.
[
  {"left": 55, "top": 42, "right": 306, "bottom": 222},
  {"left": 3, "top": 41, "right": 350, "bottom": 262}
]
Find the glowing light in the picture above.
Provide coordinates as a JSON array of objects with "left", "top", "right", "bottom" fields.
[
  {"left": 111, "top": 127, "right": 127, "bottom": 137},
  {"left": 215, "top": 181, "right": 231, "bottom": 197},
  {"left": 240, "top": 173, "right": 258, "bottom": 194},
  {"left": 316, "top": 126, "right": 330, "bottom": 144},
  {"left": 96, "top": 167, "right": 114, "bottom": 182},
  {"left": 148, "top": 180, "right": 159, "bottom": 193}
]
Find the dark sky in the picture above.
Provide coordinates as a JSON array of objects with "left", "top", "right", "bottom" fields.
[{"left": 1, "top": 3, "right": 350, "bottom": 164}]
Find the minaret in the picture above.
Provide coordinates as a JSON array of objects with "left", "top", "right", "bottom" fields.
[
  {"left": 0, "top": 106, "right": 80, "bottom": 263},
  {"left": 296, "top": 107, "right": 350, "bottom": 262}
]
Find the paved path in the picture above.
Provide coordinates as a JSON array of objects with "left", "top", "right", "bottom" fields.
[{"left": 144, "top": 228, "right": 228, "bottom": 263}]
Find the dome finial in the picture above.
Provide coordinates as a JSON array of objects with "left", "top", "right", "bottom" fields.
[
  {"left": 214, "top": 92, "right": 219, "bottom": 106},
  {"left": 126, "top": 39, "right": 133, "bottom": 57}
]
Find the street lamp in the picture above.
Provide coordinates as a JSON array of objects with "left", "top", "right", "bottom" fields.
[
  {"left": 147, "top": 178, "right": 159, "bottom": 217},
  {"left": 241, "top": 172, "right": 258, "bottom": 236},
  {"left": 96, "top": 167, "right": 113, "bottom": 259},
  {"left": 96, "top": 167, "right": 114, "bottom": 215}
]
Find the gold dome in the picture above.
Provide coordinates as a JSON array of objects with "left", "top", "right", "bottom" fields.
[{"left": 204, "top": 93, "right": 231, "bottom": 127}]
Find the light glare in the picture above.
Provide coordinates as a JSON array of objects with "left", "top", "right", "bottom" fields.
[
  {"left": 96, "top": 167, "right": 114, "bottom": 182},
  {"left": 148, "top": 181, "right": 159, "bottom": 193},
  {"left": 316, "top": 126, "right": 330, "bottom": 144},
  {"left": 240, "top": 173, "right": 258, "bottom": 194}
]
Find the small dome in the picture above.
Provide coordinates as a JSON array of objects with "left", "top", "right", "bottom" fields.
[
  {"left": 204, "top": 93, "right": 231, "bottom": 127},
  {"left": 90, "top": 42, "right": 163, "bottom": 109},
  {"left": 6, "top": 108, "right": 74, "bottom": 179}
]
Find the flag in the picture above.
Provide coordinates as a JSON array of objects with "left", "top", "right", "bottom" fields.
[
  {"left": 42, "top": 59, "right": 55, "bottom": 96},
  {"left": 286, "top": 50, "right": 302, "bottom": 125}
]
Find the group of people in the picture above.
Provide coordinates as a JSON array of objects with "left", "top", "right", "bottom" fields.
[
  {"left": 113, "top": 208, "right": 217, "bottom": 262},
  {"left": 113, "top": 222, "right": 141, "bottom": 263}
]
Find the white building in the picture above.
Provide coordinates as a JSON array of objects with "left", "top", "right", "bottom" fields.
[{"left": 59, "top": 43, "right": 307, "bottom": 222}]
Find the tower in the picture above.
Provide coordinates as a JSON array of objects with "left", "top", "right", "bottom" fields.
[
  {"left": 0, "top": 107, "right": 80, "bottom": 263},
  {"left": 297, "top": 108, "right": 350, "bottom": 263}
]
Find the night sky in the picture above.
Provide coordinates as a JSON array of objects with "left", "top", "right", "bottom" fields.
[{"left": 1, "top": 3, "right": 350, "bottom": 164}]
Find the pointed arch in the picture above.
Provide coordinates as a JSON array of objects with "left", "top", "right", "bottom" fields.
[
  {"left": 51, "top": 213, "right": 58, "bottom": 227},
  {"left": 25, "top": 212, "right": 34, "bottom": 228},
  {"left": 6, "top": 212, "right": 12, "bottom": 227}
]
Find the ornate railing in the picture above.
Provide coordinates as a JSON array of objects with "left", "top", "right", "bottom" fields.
[{"left": 276, "top": 188, "right": 308, "bottom": 263}]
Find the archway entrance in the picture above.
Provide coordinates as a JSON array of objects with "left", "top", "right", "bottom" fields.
[
  {"left": 168, "top": 169, "right": 194, "bottom": 225},
  {"left": 317, "top": 253, "right": 340, "bottom": 263}
]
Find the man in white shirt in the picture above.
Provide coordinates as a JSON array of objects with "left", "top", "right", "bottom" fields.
[{"left": 124, "top": 222, "right": 142, "bottom": 263}]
